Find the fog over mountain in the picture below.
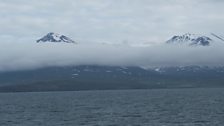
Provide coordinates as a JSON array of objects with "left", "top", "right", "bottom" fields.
[
  {"left": 0, "top": 0, "right": 224, "bottom": 71},
  {"left": 0, "top": 38, "right": 224, "bottom": 72}
]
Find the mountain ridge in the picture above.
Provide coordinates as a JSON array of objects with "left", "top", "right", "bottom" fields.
[{"left": 0, "top": 65, "right": 224, "bottom": 92}]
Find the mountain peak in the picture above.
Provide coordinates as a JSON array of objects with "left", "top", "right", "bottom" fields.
[
  {"left": 166, "top": 33, "right": 212, "bottom": 46},
  {"left": 37, "top": 32, "right": 76, "bottom": 43}
]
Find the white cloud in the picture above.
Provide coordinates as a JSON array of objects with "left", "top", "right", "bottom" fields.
[{"left": 0, "top": 42, "right": 224, "bottom": 71}]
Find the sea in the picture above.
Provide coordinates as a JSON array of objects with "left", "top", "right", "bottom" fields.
[{"left": 0, "top": 88, "right": 224, "bottom": 126}]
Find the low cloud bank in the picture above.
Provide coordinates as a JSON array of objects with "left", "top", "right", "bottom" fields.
[{"left": 0, "top": 42, "right": 224, "bottom": 71}]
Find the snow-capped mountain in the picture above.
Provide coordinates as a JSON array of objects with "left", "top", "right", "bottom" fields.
[
  {"left": 166, "top": 33, "right": 212, "bottom": 46},
  {"left": 37, "top": 32, "right": 76, "bottom": 43}
]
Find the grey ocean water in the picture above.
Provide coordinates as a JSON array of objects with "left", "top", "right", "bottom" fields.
[{"left": 0, "top": 88, "right": 224, "bottom": 126}]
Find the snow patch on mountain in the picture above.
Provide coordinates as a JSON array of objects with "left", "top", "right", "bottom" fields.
[
  {"left": 166, "top": 33, "right": 212, "bottom": 46},
  {"left": 37, "top": 32, "right": 76, "bottom": 43},
  {"left": 211, "top": 33, "right": 224, "bottom": 42}
]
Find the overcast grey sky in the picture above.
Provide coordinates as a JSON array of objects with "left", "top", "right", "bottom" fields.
[{"left": 0, "top": 0, "right": 223, "bottom": 43}]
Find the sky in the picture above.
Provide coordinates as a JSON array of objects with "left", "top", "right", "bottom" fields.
[
  {"left": 0, "top": 0, "right": 224, "bottom": 43},
  {"left": 0, "top": 0, "right": 224, "bottom": 71}
]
